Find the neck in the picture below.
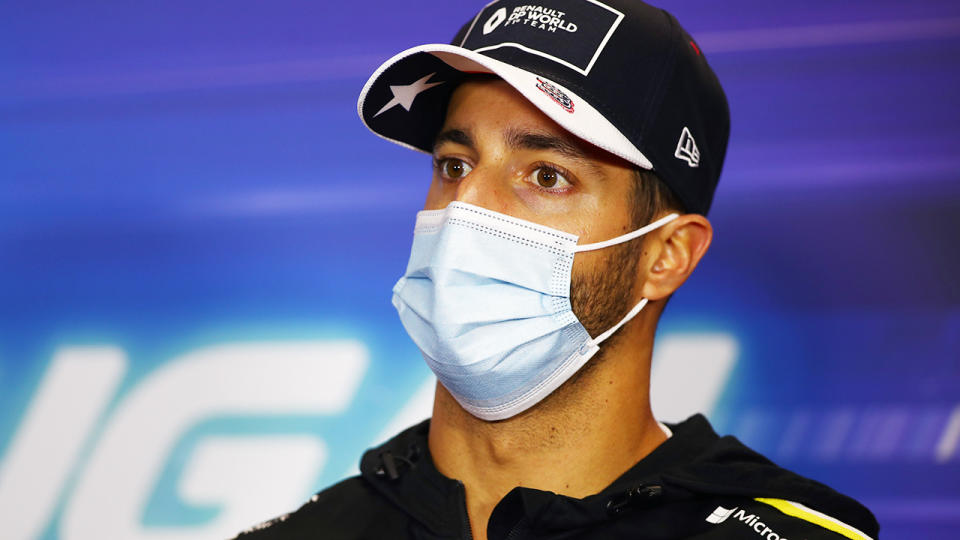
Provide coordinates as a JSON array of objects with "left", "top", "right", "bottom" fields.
[{"left": 427, "top": 319, "right": 666, "bottom": 540}]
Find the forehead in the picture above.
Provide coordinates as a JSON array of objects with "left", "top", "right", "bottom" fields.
[
  {"left": 438, "top": 78, "right": 631, "bottom": 170},
  {"left": 442, "top": 77, "right": 562, "bottom": 133}
]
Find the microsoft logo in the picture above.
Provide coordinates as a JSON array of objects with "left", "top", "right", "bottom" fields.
[
  {"left": 706, "top": 505, "right": 792, "bottom": 540},
  {"left": 706, "top": 505, "right": 736, "bottom": 524}
]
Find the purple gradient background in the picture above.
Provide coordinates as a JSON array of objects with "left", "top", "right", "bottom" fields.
[{"left": 2, "top": 1, "right": 959, "bottom": 538}]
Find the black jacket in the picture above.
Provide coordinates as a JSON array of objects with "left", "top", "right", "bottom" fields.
[{"left": 235, "top": 415, "right": 878, "bottom": 539}]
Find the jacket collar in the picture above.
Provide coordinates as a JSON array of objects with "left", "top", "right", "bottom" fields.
[
  {"left": 360, "top": 420, "right": 466, "bottom": 538},
  {"left": 359, "top": 415, "right": 877, "bottom": 539}
]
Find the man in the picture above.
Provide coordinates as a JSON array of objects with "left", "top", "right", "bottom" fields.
[{"left": 237, "top": 1, "right": 878, "bottom": 539}]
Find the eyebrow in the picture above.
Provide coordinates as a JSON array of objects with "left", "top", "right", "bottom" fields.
[
  {"left": 432, "top": 127, "right": 602, "bottom": 175},
  {"left": 433, "top": 128, "right": 474, "bottom": 152},
  {"left": 504, "top": 128, "right": 590, "bottom": 162},
  {"left": 508, "top": 128, "right": 606, "bottom": 178}
]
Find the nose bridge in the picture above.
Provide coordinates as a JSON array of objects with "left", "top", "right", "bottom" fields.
[{"left": 454, "top": 163, "right": 507, "bottom": 213}]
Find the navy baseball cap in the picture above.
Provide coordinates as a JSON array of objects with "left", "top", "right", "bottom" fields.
[{"left": 358, "top": 0, "right": 730, "bottom": 215}]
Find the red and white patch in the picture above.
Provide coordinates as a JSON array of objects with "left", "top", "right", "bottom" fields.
[{"left": 535, "top": 77, "right": 574, "bottom": 113}]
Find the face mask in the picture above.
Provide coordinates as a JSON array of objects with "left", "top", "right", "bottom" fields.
[{"left": 392, "top": 201, "right": 678, "bottom": 421}]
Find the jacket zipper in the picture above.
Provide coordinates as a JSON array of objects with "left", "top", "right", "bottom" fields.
[
  {"left": 456, "top": 481, "right": 474, "bottom": 540},
  {"left": 501, "top": 521, "right": 527, "bottom": 540}
]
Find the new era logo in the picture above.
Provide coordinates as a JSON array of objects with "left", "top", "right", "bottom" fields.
[
  {"left": 706, "top": 505, "right": 736, "bottom": 524},
  {"left": 674, "top": 126, "right": 700, "bottom": 167}
]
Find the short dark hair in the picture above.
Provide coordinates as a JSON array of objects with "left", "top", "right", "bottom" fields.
[{"left": 629, "top": 169, "right": 686, "bottom": 231}]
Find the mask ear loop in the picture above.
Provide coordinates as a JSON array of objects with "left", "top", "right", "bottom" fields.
[
  {"left": 569, "top": 213, "right": 679, "bottom": 253},
  {"left": 592, "top": 298, "right": 648, "bottom": 345},
  {"left": 567, "top": 213, "right": 680, "bottom": 345}
]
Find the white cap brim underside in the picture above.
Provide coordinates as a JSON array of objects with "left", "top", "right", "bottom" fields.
[{"left": 357, "top": 43, "right": 653, "bottom": 170}]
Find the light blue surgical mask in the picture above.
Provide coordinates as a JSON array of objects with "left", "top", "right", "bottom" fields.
[{"left": 392, "top": 201, "right": 678, "bottom": 421}]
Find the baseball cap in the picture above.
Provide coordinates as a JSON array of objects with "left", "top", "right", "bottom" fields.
[{"left": 357, "top": 0, "right": 730, "bottom": 215}]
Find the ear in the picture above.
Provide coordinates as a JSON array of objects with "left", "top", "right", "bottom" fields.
[{"left": 640, "top": 214, "right": 713, "bottom": 301}]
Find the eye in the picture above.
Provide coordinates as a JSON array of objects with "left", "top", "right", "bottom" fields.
[
  {"left": 529, "top": 165, "right": 572, "bottom": 190},
  {"left": 436, "top": 157, "right": 473, "bottom": 180}
]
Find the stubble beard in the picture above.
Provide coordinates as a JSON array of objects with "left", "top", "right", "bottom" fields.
[
  {"left": 567, "top": 240, "right": 641, "bottom": 384},
  {"left": 500, "top": 240, "right": 641, "bottom": 432},
  {"left": 467, "top": 240, "right": 643, "bottom": 439}
]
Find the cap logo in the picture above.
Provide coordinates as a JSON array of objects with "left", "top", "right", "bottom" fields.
[
  {"left": 674, "top": 127, "right": 701, "bottom": 167},
  {"left": 460, "top": 0, "right": 624, "bottom": 76},
  {"left": 373, "top": 72, "right": 444, "bottom": 117},
  {"left": 483, "top": 7, "right": 507, "bottom": 35},
  {"left": 501, "top": 5, "right": 578, "bottom": 33},
  {"left": 535, "top": 77, "right": 574, "bottom": 113}
]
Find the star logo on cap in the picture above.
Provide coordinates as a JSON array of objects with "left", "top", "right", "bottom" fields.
[{"left": 374, "top": 73, "right": 444, "bottom": 117}]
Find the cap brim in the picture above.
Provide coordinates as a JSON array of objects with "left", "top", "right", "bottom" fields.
[{"left": 357, "top": 43, "right": 653, "bottom": 170}]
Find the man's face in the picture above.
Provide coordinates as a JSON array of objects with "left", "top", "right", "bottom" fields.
[{"left": 426, "top": 78, "right": 648, "bottom": 339}]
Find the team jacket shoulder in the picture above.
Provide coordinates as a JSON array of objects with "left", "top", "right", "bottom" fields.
[{"left": 230, "top": 475, "right": 409, "bottom": 539}]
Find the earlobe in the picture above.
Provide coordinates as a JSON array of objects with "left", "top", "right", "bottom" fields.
[{"left": 640, "top": 215, "right": 713, "bottom": 300}]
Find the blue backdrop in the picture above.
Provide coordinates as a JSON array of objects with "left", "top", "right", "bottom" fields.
[{"left": 1, "top": 1, "right": 958, "bottom": 539}]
